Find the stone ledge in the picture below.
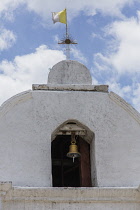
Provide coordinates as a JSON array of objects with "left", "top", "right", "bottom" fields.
[
  {"left": 32, "top": 84, "right": 109, "bottom": 92},
  {"left": 0, "top": 182, "right": 12, "bottom": 197},
  {"left": 2, "top": 185, "right": 140, "bottom": 203}
]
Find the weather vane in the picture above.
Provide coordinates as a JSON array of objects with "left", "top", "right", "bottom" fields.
[{"left": 52, "top": 8, "right": 77, "bottom": 60}]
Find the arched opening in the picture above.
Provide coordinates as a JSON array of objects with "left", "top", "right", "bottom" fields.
[{"left": 51, "top": 120, "right": 94, "bottom": 187}]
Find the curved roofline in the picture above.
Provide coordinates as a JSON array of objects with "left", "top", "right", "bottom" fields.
[
  {"left": 109, "top": 91, "right": 140, "bottom": 125},
  {"left": 1, "top": 89, "right": 140, "bottom": 125},
  {"left": 0, "top": 90, "right": 32, "bottom": 117},
  {"left": 52, "top": 60, "right": 89, "bottom": 70},
  {"left": 48, "top": 60, "right": 92, "bottom": 85}
]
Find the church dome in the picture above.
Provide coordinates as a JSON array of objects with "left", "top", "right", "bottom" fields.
[{"left": 48, "top": 60, "right": 92, "bottom": 85}]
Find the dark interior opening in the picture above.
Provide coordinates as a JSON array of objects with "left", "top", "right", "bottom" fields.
[
  {"left": 51, "top": 135, "right": 91, "bottom": 187},
  {"left": 51, "top": 135, "right": 80, "bottom": 187}
]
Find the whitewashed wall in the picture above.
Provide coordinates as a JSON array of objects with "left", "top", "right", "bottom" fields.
[{"left": 0, "top": 88, "right": 140, "bottom": 187}]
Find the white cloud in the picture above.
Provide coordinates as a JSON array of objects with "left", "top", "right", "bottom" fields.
[
  {"left": 0, "top": 0, "right": 24, "bottom": 20},
  {"left": 24, "top": 0, "right": 137, "bottom": 20},
  {"left": 92, "top": 10, "right": 140, "bottom": 111},
  {"left": 94, "top": 53, "right": 111, "bottom": 71},
  {"left": 0, "top": 0, "right": 138, "bottom": 21},
  {"left": 95, "top": 12, "right": 140, "bottom": 75},
  {"left": 110, "top": 17, "right": 140, "bottom": 73},
  {"left": 0, "top": 28, "right": 16, "bottom": 51},
  {"left": 107, "top": 80, "right": 131, "bottom": 98},
  {"left": 71, "top": 48, "right": 87, "bottom": 64},
  {"left": 0, "top": 0, "right": 22, "bottom": 12},
  {"left": 0, "top": 45, "right": 65, "bottom": 105},
  {"left": 106, "top": 80, "right": 140, "bottom": 112},
  {"left": 91, "top": 33, "right": 103, "bottom": 40}
]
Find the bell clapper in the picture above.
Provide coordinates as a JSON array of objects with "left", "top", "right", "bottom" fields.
[{"left": 73, "top": 156, "right": 75, "bottom": 163}]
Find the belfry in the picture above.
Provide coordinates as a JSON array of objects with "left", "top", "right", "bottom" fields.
[{"left": 0, "top": 60, "right": 140, "bottom": 209}]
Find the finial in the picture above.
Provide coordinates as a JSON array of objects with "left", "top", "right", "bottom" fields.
[
  {"left": 52, "top": 8, "right": 77, "bottom": 60},
  {"left": 58, "top": 34, "right": 77, "bottom": 60}
]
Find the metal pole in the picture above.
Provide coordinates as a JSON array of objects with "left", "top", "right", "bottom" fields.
[{"left": 66, "top": 8, "right": 68, "bottom": 38}]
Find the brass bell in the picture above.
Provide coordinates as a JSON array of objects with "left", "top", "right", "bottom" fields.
[{"left": 67, "top": 133, "right": 81, "bottom": 162}]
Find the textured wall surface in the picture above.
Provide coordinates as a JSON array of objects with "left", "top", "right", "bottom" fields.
[
  {"left": 48, "top": 60, "right": 92, "bottom": 85},
  {"left": 0, "top": 88, "right": 140, "bottom": 187}
]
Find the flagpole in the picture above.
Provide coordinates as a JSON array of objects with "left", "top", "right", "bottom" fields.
[
  {"left": 66, "top": 8, "right": 68, "bottom": 38},
  {"left": 56, "top": 8, "right": 77, "bottom": 60}
]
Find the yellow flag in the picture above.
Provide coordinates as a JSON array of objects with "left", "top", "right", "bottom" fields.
[
  {"left": 52, "top": 9, "right": 67, "bottom": 24},
  {"left": 58, "top": 9, "right": 66, "bottom": 24}
]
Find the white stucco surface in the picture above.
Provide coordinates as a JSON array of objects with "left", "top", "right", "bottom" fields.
[
  {"left": 48, "top": 60, "right": 92, "bottom": 84},
  {"left": 0, "top": 88, "right": 140, "bottom": 187}
]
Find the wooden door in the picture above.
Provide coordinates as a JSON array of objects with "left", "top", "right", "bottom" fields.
[{"left": 79, "top": 137, "right": 91, "bottom": 187}]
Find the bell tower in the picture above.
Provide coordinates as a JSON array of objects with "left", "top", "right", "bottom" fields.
[{"left": 0, "top": 59, "right": 140, "bottom": 209}]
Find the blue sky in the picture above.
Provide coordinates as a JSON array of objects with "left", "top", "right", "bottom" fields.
[{"left": 0, "top": 0, "right": 140, "bottom": 112}]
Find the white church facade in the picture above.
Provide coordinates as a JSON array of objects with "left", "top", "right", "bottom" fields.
[{"left": 0, "top": 60, "right": 140, "bottom": 209}]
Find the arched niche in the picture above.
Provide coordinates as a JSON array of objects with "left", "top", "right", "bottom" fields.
[{"left": 51, "top": 120, "right": 96, "bottom": 187}]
